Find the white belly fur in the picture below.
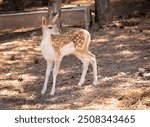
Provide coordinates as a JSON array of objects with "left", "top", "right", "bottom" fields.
[{"left": 61, "top": 42, "right": 76, "bottom": 57}]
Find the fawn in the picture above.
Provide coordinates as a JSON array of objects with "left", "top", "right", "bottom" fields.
[{"left": 40, "top": 14, "right": 98, "bottom": 95}]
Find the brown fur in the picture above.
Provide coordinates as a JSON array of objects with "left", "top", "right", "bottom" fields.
[{"left": 51, "top": 28, "right": 90, "bottom": 55}]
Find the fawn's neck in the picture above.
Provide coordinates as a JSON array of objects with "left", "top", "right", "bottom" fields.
[
  {"left": 42, "top": 28, "right": 61, "bottom": 45},
  {"left": 42, "top": 28, "right": 50, "bottom": 37}
]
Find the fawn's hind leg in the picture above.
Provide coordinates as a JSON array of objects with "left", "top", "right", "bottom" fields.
[
  {"left": 75, "top": 54, "right": 89, "bottom": 86},
  {"left": 87, "top": 51, "right": 98, "bottom": 85}
]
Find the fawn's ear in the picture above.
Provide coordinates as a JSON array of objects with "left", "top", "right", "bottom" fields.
[
  {"left": 51, "top": 13, "right": 59, "bottom": 24},
  {"left": 42, "top": 17, "right": 47, "bottom": 26}
]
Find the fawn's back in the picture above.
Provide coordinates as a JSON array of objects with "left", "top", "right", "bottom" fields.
[{"left": 51, "top": 28, "right": 91, "bottom": 56}]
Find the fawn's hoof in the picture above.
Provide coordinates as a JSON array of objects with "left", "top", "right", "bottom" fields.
[
  {"left": 50, "top": 92, "right": 55, "bottom": 96},
  {"left": 93, "top": 81, "right": 97, "bottom": 86},
  {"left": 77, "top": 81, "right": 84, "bottom": 87},
  {"left": 50, "top": 90, "right": 55, "bottom": 96},
  {"left": 41, "top": 90, "right": 46, "bottom": 94}
]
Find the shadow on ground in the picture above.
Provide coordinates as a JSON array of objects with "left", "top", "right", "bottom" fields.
[{"left": 0, "top": 17, "right": 150, "bottom": 109}]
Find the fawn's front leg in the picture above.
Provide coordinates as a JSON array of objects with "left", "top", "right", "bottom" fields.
[
  {"left": 50, "top": 58, "right": 62, "bottom": 96},
  {"left": 41, "top": 61, "right": 53, "bottom": 94}
]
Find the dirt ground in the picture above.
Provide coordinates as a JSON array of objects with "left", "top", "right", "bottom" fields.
[{"left": 0, "top": 16, "right": 150, "bottom": 109}]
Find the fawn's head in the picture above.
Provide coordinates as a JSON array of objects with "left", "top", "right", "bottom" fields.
[{"left": 42, "top": 14, "right": 60, "bottom": 35}]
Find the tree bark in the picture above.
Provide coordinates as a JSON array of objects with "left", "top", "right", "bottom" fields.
[
  {"left": 12, "top": 0, "right": 24, "bottom": 11},
  {"left": 42, "top": 0, "right": 48, "bottom": 6},
  {"left": 2, "top": 0, "right": 24, "bottom": 11},
  {"left": 48, "top": 0, "right": 62, "bottom": 28},
  {"left": 95, "top": 0, "right": 112, "bottom": 26}
]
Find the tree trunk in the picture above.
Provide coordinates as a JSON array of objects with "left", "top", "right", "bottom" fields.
[
  {"left": 42, "top": 0, "right": 48, "bottom": 6},
  {"left": 13, "top": 0, "right": 24, "bottom": 11},
  {"left": 48, "top": 0, "right": 62, "bottom": 28},
  {"left": 95, "top": 0, "right": 112, "bottom": 26},
  {"left": 2, "top": 0, "right": 24, "bottom": 11}
]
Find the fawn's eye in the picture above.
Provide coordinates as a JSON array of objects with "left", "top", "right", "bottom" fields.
[{"left": 48, "top": 26, "right": 53, "bottom": 29}]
